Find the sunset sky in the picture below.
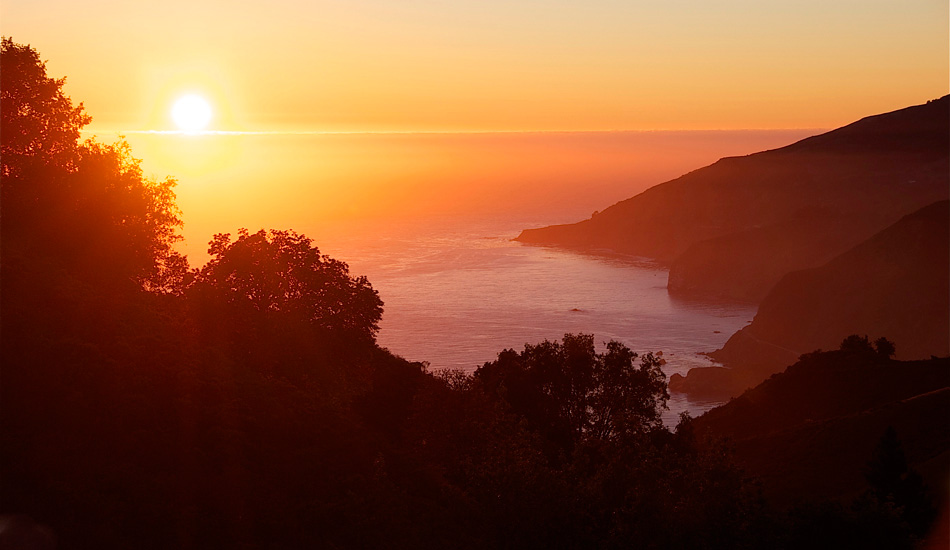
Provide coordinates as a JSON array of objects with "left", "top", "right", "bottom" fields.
[{"left": 3, "top": 0, "right": 947, "bottom": 133}]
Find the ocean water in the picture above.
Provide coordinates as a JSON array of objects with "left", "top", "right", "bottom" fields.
[
  {"left": 319, "top": 218, "right": 757, "bottom": 425},
  {"left": 117, "top": 129, "right": 812, "bottom": 424}
]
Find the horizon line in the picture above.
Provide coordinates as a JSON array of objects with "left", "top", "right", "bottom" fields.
[{"left": 80, "top": 127, "right": 827, "bottom": 137}]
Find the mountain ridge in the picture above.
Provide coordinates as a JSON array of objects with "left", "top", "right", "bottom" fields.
[
  {"left": 671, "top": 199, "right": 949, "bottom": 399},
  {"left": 516, "top": 96, "right": 949, "bottom": 302},
  {"left": 710, "top": 199, "right": 949, "bottom": 367}
]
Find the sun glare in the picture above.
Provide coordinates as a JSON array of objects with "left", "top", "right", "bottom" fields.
[{"left": 171, "top": 94, "right": 213, "bottom": 132}]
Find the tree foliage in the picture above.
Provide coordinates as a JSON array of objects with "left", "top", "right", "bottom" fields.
[
  {"left": 873, "top": 337, "right": 896, "bottom": 359},
  {"left": 839, "top": 334, "right": 897, "bottom": 361},
  {"left": 1, "top": 37, "right": 186, "bottom": 292},
  {"left": 0, "top": 36, "right": 90, "bottom": 179},
  {"left": 195, "top": 228, "right": 383, "bottom": 340},
  {"left": 864, "top": 427, "right": 934, "bottom": 537},
  {"left": 474, "top": 334, "right": 669, "bottom": 454}
]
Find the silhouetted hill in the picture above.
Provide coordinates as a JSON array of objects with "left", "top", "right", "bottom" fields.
[
  {"left": 693, "top": 350, "right": 950, "bottom": 507},
  {"left": 516, "top": 97, "right": 949, "bottom": 302},
  {"left": 701, "top": 200, "right": 949, "bottom": 391},
  {"left": 8, "top": 38, "right": 943, "bottom": 550}
]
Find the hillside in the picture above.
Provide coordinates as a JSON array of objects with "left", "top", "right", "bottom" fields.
[
  {"left": 516, "top": 97, "right": 949, "bottom": 302},
  {"left": 704, "top": 200, "right": 949, "bottom": 385},
  {"left": 693, "top": 350, "right": 950, "bottom": 508},
  {"left": 671, "top": 200, "right": 949, "bottom": 399}
]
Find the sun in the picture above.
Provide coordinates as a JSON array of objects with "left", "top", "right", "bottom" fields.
[{"left": 171, "top": 94, "right": 213, "bottom": 132}]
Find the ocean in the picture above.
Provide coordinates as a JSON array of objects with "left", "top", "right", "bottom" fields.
[
  {"left": 116, "top": 128, "right": 816, "bottom": 424},
  {"left": 317, "top": 218, "right": 756, "bottom": 425}
]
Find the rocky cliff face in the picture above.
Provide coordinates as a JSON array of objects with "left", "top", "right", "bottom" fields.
[
  {"left": 673, "top": 200, "right": 949, "bottom": 399},
  {"left": 711, "top": 200, "right": 949, "bottom": 368},
  {"left": 517, "top": 96, "right": 949, "bottom": 302}
]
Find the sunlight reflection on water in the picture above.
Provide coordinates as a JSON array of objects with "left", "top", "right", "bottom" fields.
[{"left": 320, "top": 219, "right": 756, "bottom": 425}]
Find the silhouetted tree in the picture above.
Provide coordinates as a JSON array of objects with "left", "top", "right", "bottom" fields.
[
  {"left": 840, "top": 335, "right": 899, "bottom": 363},
  {"left": 864, "top": 426, "right": 934, "bottom": 537},
  {"left": 782, "top": 427, "right": 936, "bottom": 550},
  {"left": 840, "top": 334, "right": 875, "bottom": 355},
  {"left": 873, "top": 337, "right": 896, "bottom": 359},
  {"left": 0, "top": 37, "right": 89, "bottom": 179},
  {"left": 866, "top": 427, "right": 910, "bottom": 499},
  {"left": 1, "top": 38, "right": 187, "bottom": 292},
  {"left": 64, "top": 140, "right": 187, "bottom": 290},
  {"left": 194, "top": 229, "right": 383, "bottom": 340},
  {"left": 474, "top": 334, "right": 668, "bottom": 456}
]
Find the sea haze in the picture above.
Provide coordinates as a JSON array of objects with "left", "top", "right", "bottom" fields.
[{"left": 120, "top": 129, "right": 819, "bottom": 263}]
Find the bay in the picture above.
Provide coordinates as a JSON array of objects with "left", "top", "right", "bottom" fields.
[
  {"left": 318, "top": 218, "right": 757, "bottom": 425},
  {"left": 115, "top": 129, "right": 813, "bottom": 424}
]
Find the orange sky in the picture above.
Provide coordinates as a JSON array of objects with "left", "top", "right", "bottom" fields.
[{"left": 2, "top": 0, "right": 947, "bottom": 133}]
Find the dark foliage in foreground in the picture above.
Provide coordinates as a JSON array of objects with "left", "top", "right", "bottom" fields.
[{"left": 1, "top": 39, "right": 941, "bottom": 549}]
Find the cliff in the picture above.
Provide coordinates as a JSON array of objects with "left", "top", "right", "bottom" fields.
[
  {"left": 671, "top": 200, "right": 949, "bottom": 399},
  {"left": 517, "top": 96, "right": 949, "bottom": 302},
  {"left": 709, "top": 200, "right": 949, "bottom": 376}
]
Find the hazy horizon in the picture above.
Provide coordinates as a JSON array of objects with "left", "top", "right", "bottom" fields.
[{"left": 94, "top": 128, "right": 819, "bottom": 263}]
